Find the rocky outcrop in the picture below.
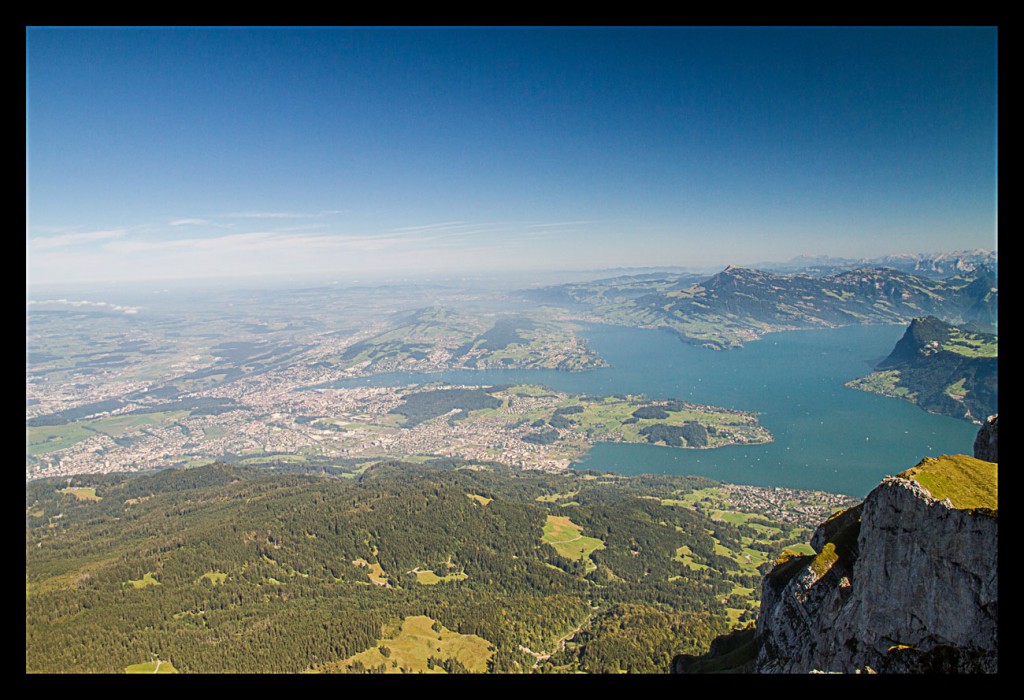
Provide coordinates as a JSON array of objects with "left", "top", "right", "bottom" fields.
[
  {"left": 752, "top": 452, "right": 998, "bottom": 673},
  {"left": 974, "top": 414, "right": 998, "bottom": 462}
]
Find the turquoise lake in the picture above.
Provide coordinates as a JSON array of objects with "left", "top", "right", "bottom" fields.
[{"left": 327, "top": 324, "right": 981, "bottom": 497}]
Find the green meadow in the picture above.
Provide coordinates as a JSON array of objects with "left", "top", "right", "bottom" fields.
[
  {"left": 414, "top": 569, "right": 468, "bottom": 585},
  {"left": 125, "top": 572, "right": 160, "bottom": 589},
  {"left": 87, "top": 410, "right": 190, "bottom": 437},
  {"left": 353, "top": 558, "right": 389, "bottom": 586},
  {"left": 27, "top": 424, "right": 96, "bottom": 456},
  {"left": 899, "top": 455, "right": 997, "bottom": 510},
  {"left": 125, "top": 658, "right": 178, "bottom": 673},
  {"left": 320, "top": 615, "right": 492, "bottom": 674},
  {"left": 58, "top": 486, "right": 101, "bottom": 502},
  {"left": 542, "top": 515, "right": 605, "bottom": 573}
]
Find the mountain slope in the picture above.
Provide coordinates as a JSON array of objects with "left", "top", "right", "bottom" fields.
[
  {"left": 26, "top": 461, "right": 850, "bottom": 673},
  {"left": 529, "top": 266, "right": 996, "bottom": 350},
  {"left": 845, "top": 316, "right": 997, "bottom": 424}
]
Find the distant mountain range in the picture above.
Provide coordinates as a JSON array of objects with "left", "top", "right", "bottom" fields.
[
  {"left": 525, "top": 264, "right": 998, "bottom": 350},
  {"left": 752, "top": 249, "right": 997, "bottom": 279},
  {"left": 846, "top": 316, "right": 997, "bottom": 424}
]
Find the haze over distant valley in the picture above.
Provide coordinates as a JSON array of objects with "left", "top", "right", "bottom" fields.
[
  {"left": 25, "top": 27, "right": 997, "bottom": 675},
  {"left": 26, "top": 249, "right": 995, "bottom": 494}
]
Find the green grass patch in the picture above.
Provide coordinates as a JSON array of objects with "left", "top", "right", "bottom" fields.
[
  {"left": 725, "top": 608, "right": 746, "bottom": 626},
  {"left": 58, "top": 486, "right": 101, "bottom": 502},
  {"left": 86, "top": 410, "right": 189, "bottom": 437},
  {"left": 674, "top": 545, "right": 708, "bottom": 571},
  {"left": 465, "top": 493, "right": 492, "bottom": 506},
  {"left": 353, "top": 558, "right": 389, "bottom": 586},
  {"left": 783, "top": 542, "right": 815, "bottom": 556},
  {"left": 809, "top": 542, "right": 838, "bottom": 579},
  {"left": 199, "top": 571, "right": 227, "bottom": 586},
  {"left": 510, "top": 384, "right": 559, "bottom": 397},
  {"left": 942, "top": 330, "right": 997, "bottom": 358},
  {"left": 326, "top": 615, "right": 493, "bottom": 674},
  {"left": 746, "top": 522, "right": 782, "bottom": 536},
  {"left": 542, "top": 515, "right": 605, "bottom": 573},
  {"left": 899, "top": 455, "right": 997, "bottom": 511},
  {"left": 944, "top": 378, "right": 967, "bottom": 398},
  {"left": 536, "top": 490, "right": 578, "bottom": 503},
  {"left": 124, "top": 572, "right": 160, "bottom": 589},
  {"left": 125, "top": 658, "right": 178, "bottom": 674},
  {"left": 672, "top": 487, "right": 726, "bottom": 507},
  {"left": 27, "top": 423, "right": 96, "bottom": 455},
  {"left": 414, "top": 569, "right": 468, "bottom": 585},
  {"left": 845, "top": 370, "right": 913, "bottom": 399},
  {"left": 711, "top": 510, "right": 750, "bottom": 525}
]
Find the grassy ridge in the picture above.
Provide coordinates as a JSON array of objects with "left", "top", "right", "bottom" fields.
[{"left": 898, "top": 455, "right": 998, "bottom": 511}]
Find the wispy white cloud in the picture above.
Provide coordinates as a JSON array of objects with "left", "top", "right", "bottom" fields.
[
  {"left": 27, "top": 218, "right": 602, "bottom": 285},
  {"left": 30, "top": 229, "right": 125, "bottom": 250},
  {"left": 27, "top": 298, "right": 140, "bottom": 314},
  {"left": 389, "top": 221, "right": 469, "bottom": 233},
  {"left": 222, "top": 210, "right": 347, "bottom": 220},
  {"left": 168, "top": 218, "right": 214, "bottom": 226},
  {"left": 526, "top": 220, "right": 598, "bottom": 228}
]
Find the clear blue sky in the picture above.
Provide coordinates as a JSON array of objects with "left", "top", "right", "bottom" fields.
[{"left": 26, "top": 27, "right": 997, "bottom": 285}]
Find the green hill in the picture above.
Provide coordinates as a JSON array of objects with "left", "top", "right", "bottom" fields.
[{"left": 846, "top": 316, "right": 997, "bottom": 423}]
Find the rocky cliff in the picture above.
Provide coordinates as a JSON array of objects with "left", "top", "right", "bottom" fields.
[
  {"left": 974, "top": 414, "right": 998, "bottom": 463},
  {"left": 750, "top": 429, "right": 998, "bottom": 673}
]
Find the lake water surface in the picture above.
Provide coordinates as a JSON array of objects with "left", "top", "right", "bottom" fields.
[{"left": 328, "top": 324, "right": 980, "bottom": 497}]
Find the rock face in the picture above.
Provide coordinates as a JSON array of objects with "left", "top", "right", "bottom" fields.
[
  {"left": 752, "top": 452, "right": 998, "bottom": 673},
  {"left": 974, "top": 414, "right": 998, "bottom": 462}
]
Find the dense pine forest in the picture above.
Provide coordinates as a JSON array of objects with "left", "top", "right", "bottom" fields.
[{"left": 26, "top": 461, "right": 830, "bottom": 673}]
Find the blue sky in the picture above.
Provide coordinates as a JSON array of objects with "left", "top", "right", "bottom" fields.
[{"left": 26, "top": 27, "right": 997, "bottom": 286}]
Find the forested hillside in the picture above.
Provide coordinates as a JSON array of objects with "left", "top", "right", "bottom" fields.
[
  {"left": 846, "top": 316, "right": 997, "bottom": 423},
  {"left": 25, "top": 461, "right": 847, "bottom": 673}
]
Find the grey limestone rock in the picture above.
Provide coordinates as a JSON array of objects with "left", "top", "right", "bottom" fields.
[
  {"left": 753, "top": 467, "right": 997, "bottom": 673},
  {"left": 973, "top": 414, "right": 998, "bottom": 462}
]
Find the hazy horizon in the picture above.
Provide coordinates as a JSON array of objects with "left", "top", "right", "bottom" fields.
[{"left": 27, "top": 27, "right": 997, "bottom": 286}]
